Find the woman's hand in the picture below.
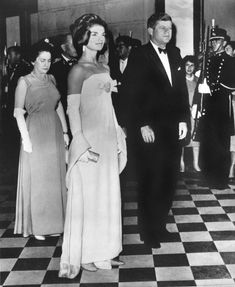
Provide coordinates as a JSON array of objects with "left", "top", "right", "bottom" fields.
[
  {"left": 63, "top": 133, "right": 69, "bottom": 148},
  {"left": 79, "top": 150, "right": 90, "bottom": 162},
  {"left": 22, "top": 137, "right": 32, "bottom": 153}
]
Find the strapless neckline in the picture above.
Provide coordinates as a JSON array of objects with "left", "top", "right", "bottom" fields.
[{"left": 83, "top": 72, "right": 110, "bottom": 84}]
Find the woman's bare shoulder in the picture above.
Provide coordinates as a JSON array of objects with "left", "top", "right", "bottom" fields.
[{"left": 69, "top": 63, "right": 91, "bottom": 79}]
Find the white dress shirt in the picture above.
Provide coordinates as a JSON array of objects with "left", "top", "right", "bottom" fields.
[
  {"left": 62, "top": 54, "right": 73, "bottom": 66},
  {"left": 119, "top": 58, "right": 128, "bottom": 74},
  {"left": 150, "top": 40, "right": 172, "bottom": 85}
]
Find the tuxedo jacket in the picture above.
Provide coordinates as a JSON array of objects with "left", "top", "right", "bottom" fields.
[
  {"left": 122, "top": 42, "right": 190, "bottom": 143},
  {"left": 110, "top": 57, "right": 129, "bottom": 127},
  {"left": 50, "top": 57, "right": 75, "bottom": 111}
]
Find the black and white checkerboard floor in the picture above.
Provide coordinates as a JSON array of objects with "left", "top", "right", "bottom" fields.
[{"left": 2, "top": 174, "right": 235, "bottom": 286}]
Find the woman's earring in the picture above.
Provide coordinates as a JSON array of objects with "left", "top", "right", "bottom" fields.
[{"left": 82, "top": 45, "right": 86, "bottom": 52}]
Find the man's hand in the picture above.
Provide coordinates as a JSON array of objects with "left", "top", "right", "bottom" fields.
[
  {"left": 140, "top": 125, "right": 155, "bottom": 143},
  {"left": 179, "top": 122, "right": 187, "bottom": 140}
]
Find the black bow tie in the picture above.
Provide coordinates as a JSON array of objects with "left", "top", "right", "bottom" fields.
[{"left": 158, "top": 47, "right": 167, "bottom": 54}]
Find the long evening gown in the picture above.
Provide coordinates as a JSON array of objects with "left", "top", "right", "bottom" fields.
[
  {"left": 14, "top": 73, "right": 67, "bottom": 236},
  {"left": 59, "top": 72, "right": 127, "bottom": 278}
]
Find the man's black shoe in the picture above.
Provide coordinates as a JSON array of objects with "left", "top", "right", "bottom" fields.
[
  {"left": 144, "top": 240, "right": 161, "bottom": 249},
  {"left": 209, "top": 184, "right": 230, "bottom": 190},
  {"left": 159, "top": 229, "right": 177, "bottom": 241}
]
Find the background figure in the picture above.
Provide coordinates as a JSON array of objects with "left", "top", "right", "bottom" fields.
[
  {"left": 50, "top": 33, "right": 78, "bottom": 112},
  {"left": 131, "top": 38, "right": 142, "bottom": 50},
  {"left": 59, "top": 14, "right": 127, "bottom": 278},
  {"left": 123, "top": 13, "right": 189, "bottom": 248},
  {"left": 113, "top": 35, "right": 133, "bottom": 127},
  {"left": 1, "top": 46, "right": 31, "bottom": 141},
  {"left": 1, "top": 46, "right": 31, "bottom": 183},
  {"left": 180, "top": 55, "right": 200, "bottom": 172},
  {"left": 112, "top": 35, "right": 134, "bottom": 189},
  {"left": 230, "top": 91, "right": 235, "bottom": 178},
  {"left": 199, "top": 27, "right": 235, "bottom": 189},
  {"left": 225, "top": 40, "right": 235, "bottom": 57},
  {"left": 14, "top": 40, "right": 68, "bottom": 240},
  {"left": 228, "top": 43, "right": 235, "bottom": 178}
]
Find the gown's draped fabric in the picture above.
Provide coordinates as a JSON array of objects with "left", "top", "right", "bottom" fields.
[
  {"left": 14, "top": 74, "right": 67, "bottom": 236},
  {"left": 59, "top": 73, "right": 127, "bottom": 279}
]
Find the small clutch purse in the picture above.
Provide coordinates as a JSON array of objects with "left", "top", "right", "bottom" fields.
[{"left": 88, "top": 150, "right": 100, "bottom": 163}]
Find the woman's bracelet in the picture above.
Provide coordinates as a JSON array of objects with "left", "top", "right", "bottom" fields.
[{"left": 63, "top": 131, "right": 68, "bottom": 134}]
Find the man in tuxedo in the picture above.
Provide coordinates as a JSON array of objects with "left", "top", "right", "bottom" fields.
[
  {"left": 112, "top": 35, "right": 133, "bottom": 127},
  {"left": 123, "top": 13, "right": 190, "bottom": 248},
  {"left": 50, "top": 33, "right": 77, "bottom": 112}
]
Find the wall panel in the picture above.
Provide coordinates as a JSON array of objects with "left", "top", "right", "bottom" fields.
[{"left": 35, "top": 0, "right": 155, "bottom": 43}]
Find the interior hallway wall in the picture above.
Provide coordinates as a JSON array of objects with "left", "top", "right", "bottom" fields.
[
  {"left": 31, "top": 0, "right": 155, "bottom": 44},
  {"left": 204, "top": 0, "right": 235, "bottom": 41},
  {"left": 165, "top": 0, "right": 194, "bottom": 58}
]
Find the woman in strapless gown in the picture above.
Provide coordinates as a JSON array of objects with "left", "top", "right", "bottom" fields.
[
  {"left": 59, "top": 14, "right": 127, "bottom": 278},
  {"left": 14, "top": 40, "right": 68, "bottom": 240}
]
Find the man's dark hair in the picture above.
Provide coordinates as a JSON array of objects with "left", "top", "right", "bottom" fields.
[
  {"left": 147, "top": 13, "right": 172, "bottom": 29},
  {"left": 7, "top": 46, "right": 22, "bottom": 55},
  {"left": 116, "top": 35, "right": 132, "bottom": 47},
  {"left": 57, "top": 33, "right": 71, "bottom": 47}
]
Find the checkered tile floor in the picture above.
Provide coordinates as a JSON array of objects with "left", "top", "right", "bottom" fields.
[{"left": 1, "top": 174, "right": 235, "bottom": 286}]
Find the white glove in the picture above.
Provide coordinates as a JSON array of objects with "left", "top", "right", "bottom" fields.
[
  {"left": 14, "top": 108, "right": 32, "bottom": 153},
  {"left": 63, "top": 133, "right": 69, "bottom": 147},
  {"left": 198, "top": 78, "right": 211, "bottom": 94},
  {"left": 67, "top": 94, "right": 82, "bottom": 136},
  {"left": 79, "top": 150, "right": 89, "bottom": 162}
]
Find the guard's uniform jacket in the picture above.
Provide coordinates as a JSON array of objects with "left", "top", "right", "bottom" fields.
[{"left": 200, "top": 51, "right": 235, "bottom": 188}]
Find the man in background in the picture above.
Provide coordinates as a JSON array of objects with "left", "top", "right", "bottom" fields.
[
  {"left": 112, "top": 35, "right": 133, "bottom": 127},
  {"left": 1, "top": 45, "right": 31, "bottom": 183},
  {"left": 50, "top": 33, "right": 77, "bottom": 112}
]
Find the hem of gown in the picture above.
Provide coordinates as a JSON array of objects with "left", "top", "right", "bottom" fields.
[
  {"left": 59, "top": 262, "right": 80, "bottom": 279},
  {"left": 59, "top": 247, "right": 122, "bottom": 279},
  {"left": 81, "top": 247, "right": 123, "bottom": 264},
  {"left": 14, "top": 230, "right": 63, "bottom": 236}
]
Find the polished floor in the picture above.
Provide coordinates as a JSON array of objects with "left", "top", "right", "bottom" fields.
[{"left": 1, "top": 170, "right": 235, "bottom": 286}]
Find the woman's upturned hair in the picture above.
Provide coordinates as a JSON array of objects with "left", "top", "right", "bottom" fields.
[
  {"left": 29, "top": 39, "right": 54, "bottom": 63},
  {"left": 70, "top": 13, "right": 107, "bottom": 58}
]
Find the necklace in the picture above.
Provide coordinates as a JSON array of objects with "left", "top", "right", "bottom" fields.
[{"left": 31, "top": 71, "right": 48, "bottom": 82}]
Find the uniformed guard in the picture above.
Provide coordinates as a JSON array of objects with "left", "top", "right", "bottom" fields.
[{"left": 198, "top": 25, "right": 235, "bottom": 189}]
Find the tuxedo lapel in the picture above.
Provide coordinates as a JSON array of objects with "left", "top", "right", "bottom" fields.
[
  {"left": 167, "top": 48, "right": 178, "bottom": 87},
  {"left": 145, "top": 42, "right": 172, "bottom": 87}
]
